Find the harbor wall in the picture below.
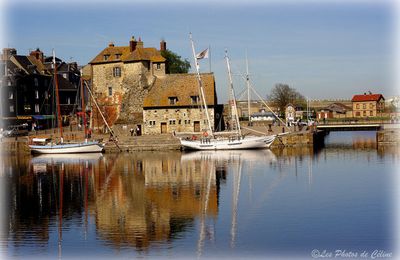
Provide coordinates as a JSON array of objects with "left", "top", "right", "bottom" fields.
[
  {"left": 1, "top": 130, "right": 322, "bottom": 154},
  {"left": 376, "top": 129, "right": 400, "bottom": 146}
]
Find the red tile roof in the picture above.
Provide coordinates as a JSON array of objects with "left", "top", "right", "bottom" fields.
[{"left": 351, "top": 94, "right": 384, "bottom": 102}]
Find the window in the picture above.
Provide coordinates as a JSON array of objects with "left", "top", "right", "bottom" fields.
[
  {"left": 363, "top": 104, "right": 366, "bottom": 109},
  {"left": 34, "top": 78, "right": 39, "bottom": 87},
  {"left": 363, "top": 111, "right": 366, "bottom": 116},
  {"left": 169, "top": 120, "right": 176, "bottom": 125},
  {"left": 8, "top": 91, "right": 13, "bottom": 99},
  {"left": 108, "top": 86, "right": 113, "bottom": 96},
  {"left": 369, "top": 103, "right": 374, "bottom": 109},
  {"left": 35, "top": 104, "right": 40, "bottom": 113},
  {"left": 24, "top": 104, "right": 31, "bottom": 112},
  {"left": 35, "top": 90, "right": 39, "bottom": 99},
  {"left": 103, "top": 55, "right": 110, "bottom": 61},
  {"left": 356, "top": 104, "right": 359, "bottom": 109},
  {"left": 370, "top": 111, "right": 373, "bottom": 116},
  {"left": 63, "top": 73, "right": 68, "bottom": 79},
  {"left": 44, "top": 91, "right": 49, "bottom": 99},
  {"left": 115, "top": 54, "right": 121, "bottom": 59},
  {"left": 9, "top": 105, "right": 14, "bottom": 113},
  {"left": 156, "top": 63, "right": 161, "bottom": 70},
  {"left": 191, "top": 95, "right": 200, "bottom": 104},
  {"left": 67, "top": 97, "right": 71, "bottom": 104},
  {"left": 355, "top": 112, "right": 360, "bottom": 116},
  {"left": 168, "top": 96, "right": 178, "bottom": 105},
  {"left": 148, "top": 121, "right": 156, "bottom": 126},
  {"left": 7, "top": 80, "right": 11, "bottom": 86},
  {"left": 113, "top": 67, "right": 121, "bottom": 77}
]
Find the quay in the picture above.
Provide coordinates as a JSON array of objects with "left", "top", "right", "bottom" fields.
[
  {"left": 1, "top": 123, "right": 398, "bottom": 154},
  {"left": 0, "top": 123, "right": 322, "bottom": 154}
]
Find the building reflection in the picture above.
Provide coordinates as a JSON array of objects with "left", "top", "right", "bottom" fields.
[
  {"left": 3, "top": 151, "right": 225, "bottom": 252},
  {"left": 3, "top": 140, "right": 398, "bottom": 254},
  {"left": 92, "top": 151, "right": 219, "bottom": 250}
]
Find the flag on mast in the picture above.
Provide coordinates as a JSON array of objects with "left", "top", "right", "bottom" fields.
[{"left": 196, "top": 48, "right": 209, "bottom": 59}]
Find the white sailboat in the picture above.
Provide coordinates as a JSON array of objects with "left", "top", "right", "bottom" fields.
[
  {"left": 29, "top": 51, "right": 104, "bottom": 154},
  {"left": 180, "top": 35, "right": 275, "bottom": 150}
]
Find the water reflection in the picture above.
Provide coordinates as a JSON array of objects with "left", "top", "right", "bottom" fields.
[{"left": 2, "top": 132, "right": 397, "bottom": 258}]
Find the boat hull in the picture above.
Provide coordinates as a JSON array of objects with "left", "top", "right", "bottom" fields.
[
  {"left": 29, "top": 142, "right": 104, "bottom": 154},
  {"left": 180, "top": 135, "right": 275, "bottom": 150}
]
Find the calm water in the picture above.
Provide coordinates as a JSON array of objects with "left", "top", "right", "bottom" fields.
[{"left": 0, "top": 131, "right": 398, "bottom": 259}]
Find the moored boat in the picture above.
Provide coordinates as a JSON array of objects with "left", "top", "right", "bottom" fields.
[
  {"left": 179, "top": 35, "right": 275, "bottom": 150},
  {"left": 29, "top": 138, "right": 104, "bottom": 154}
]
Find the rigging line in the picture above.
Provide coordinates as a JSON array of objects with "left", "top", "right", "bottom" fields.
[{"left": 237, "top": 72, "right": 289, "bottom": 130}]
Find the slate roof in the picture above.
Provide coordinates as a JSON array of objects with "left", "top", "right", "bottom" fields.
[
  {"left": 351, "top": 94, "right": 384, "bottom": 102},
  {"left": 143, "top": 73, "right": 216, "bottom": 108}
]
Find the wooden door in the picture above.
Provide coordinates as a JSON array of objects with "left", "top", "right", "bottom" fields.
[
  {"left": 161, "top": 122, "right": 167, "bottom": 134},
  {"left": 194, "top": 121, "right": 200, "bottom": 132}
]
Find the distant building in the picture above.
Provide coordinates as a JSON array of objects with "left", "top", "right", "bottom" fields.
[
  {"left": 317, "top": 102, "right": 352, "bottom": 120},
  {"left": 143, "top": 73, "right": 222, "bottom": 134},
  {"left": 351, "top": 93, "right": 385, "bottom": 117},
  {"left": 88, "top": 36, "right": 167, "bottom": 128}
]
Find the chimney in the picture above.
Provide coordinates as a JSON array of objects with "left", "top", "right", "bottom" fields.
[
  {"left": 137, "top": 37, "right": 144, "bottom": 48},
  {"left": 160, "top": 40, "right": 166, "bottom": 51},
  {"left": 29, "top": 48, "right": 44, "bottom": 63},
  {"left": 108, "top": 42, "right": 115, "bottom": 47},
  {"left": 129, "top": 36, "right": 137, "bottom": 52}
]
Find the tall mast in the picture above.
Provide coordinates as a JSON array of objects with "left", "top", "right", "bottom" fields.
[
  {"left": 189, "top": 33, "right": 213, "bottom": 137},
  {"left": 53, "top": 50, "right": 63, "bottom": 142},
  {"left": 245, "top": 51, "right": 251, "bottom": 123},
  {"left": 80, "top": 70, "right": 87, "bottom": 141},
  {"left": 225, "top": 50, "right": 242, "bottom": 136}
]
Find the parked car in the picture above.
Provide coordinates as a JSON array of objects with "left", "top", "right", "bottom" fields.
[{"left": 3, "top": 124, "right": 29, "bottom": 137}]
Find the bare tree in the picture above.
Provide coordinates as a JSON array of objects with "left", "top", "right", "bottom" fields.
[{"left": 267, "top": 83, "right": 305, "bottom": 115}]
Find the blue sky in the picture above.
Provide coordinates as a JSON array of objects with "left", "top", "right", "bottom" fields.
[{"left": 2, "top": 0, "right": 398, "bottom": 102}]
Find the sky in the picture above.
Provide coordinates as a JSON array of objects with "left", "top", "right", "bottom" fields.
[{"left": 1, "top": 0, "right": 399, "bottom": 102}]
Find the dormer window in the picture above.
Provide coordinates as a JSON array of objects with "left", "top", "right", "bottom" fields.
[
  {"left": 103, "top": 55, "right": 110, "bottom": 61},
  {"left": 190, "top": 95, "right": 200, "bottom": 104},
  {"left": 115, "top": 54, "right": 121, "bottom": 59},
  {"left": 169, "top": 96, "right": 178, "bottom": 105}
]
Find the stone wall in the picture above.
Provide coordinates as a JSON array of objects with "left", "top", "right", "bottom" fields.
[
  {"left": 143, "top": 107, "right": 215, "bottom": 134},
  {"left": 377, "top": 129, "right": 400, "bottom": 145},
  {"left": 270, "top": 131, "right": 315, "bottom": 147},
  {"left": 92, "top": 61, "right": 156, "bottom": 126}
]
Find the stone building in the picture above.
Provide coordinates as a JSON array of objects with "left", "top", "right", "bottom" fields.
[
  {"left": 351, "top": 93, "right": 385, "bottom": 117},
  {"left": 88, "top": 36, "right": 167, "bottom": 129},
  {"left": 142, "top": 73, "right": 221, "bottom": 134}
]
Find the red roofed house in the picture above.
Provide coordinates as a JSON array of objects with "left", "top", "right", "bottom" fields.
[{"left": 351, "top": 92, "right": 385, "bottom": 117}]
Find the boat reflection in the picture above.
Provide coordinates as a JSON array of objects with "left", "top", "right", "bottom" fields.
[{"left": 8, "top": 149, "right": 279, "bottom": 254}]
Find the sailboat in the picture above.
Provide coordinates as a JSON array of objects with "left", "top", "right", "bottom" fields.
[
  {"left": 29, "top": 51, "right": 104, "bottom": 154},
  {"left": 180, "top": 35, "right": 275, "bottom": 150}
]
